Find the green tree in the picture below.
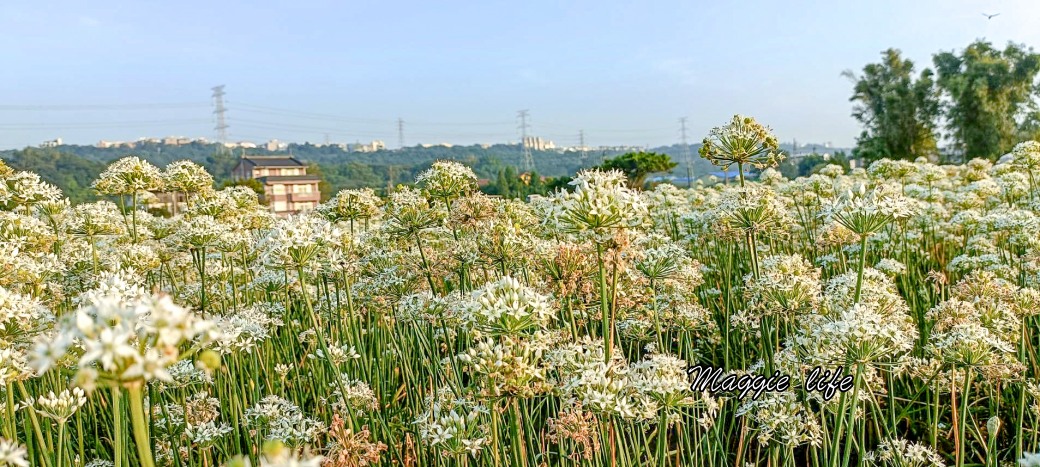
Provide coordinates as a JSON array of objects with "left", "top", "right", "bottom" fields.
[
  {"left": 494, "top": 169, "right": 511, "bottom": 197},
  {"left": 528, "top": 170, "right": 543, "bottom": 195},
  {"left": 778, "top": 151, "right": 851, "bottom": 178},
  {"left": 844, "top": 49, "right": 941, "bottom": 162},
  {"left": 504, "top": 166, "right": 522, "bottom": 197},
  {"left": 203, "top": 147, "right": 239, "bottom": 181},
  {"left": 933, "top": 41, "right": 1040, "bottom": 161},
  {"left": 305, "top": 163, "right": 332, "bottom": 200},
  {"left": 596, "top": 152, "right": 677, "bottom": 189},
  {"left": 544, "top": 175, "right": 572, "bottom": 193}
]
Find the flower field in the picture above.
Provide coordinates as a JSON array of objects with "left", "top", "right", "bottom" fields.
[{"left": 5, "top": 118, "right": 1040, "bottom": 467}]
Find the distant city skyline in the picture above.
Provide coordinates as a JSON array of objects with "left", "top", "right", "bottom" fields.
[{"left": 2, "top": 0, "right": 1039, "bottom": 150}]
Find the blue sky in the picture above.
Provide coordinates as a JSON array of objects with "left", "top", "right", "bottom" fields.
[{"left": 2, "top": 0, "right": 1039, "bottom": 149}]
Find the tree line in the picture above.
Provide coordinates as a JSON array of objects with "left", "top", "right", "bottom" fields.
[{"left": 847, "top": 40, "right": 1040, "bottom": 163}]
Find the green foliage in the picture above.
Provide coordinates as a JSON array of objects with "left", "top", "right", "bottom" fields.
[
  {"left": 304, "top": 163, "right": 332, "bottom": 201},
  {"left": 845, "top": 49, "right": 940, "bottom": 163},
  {"left": 2, "top": 148, "right": 106, "bottom": 203},
  {"left": 778, "top": 151, "right": 851, "bottom": 178},
  {"left": 493, "top": 169, "right": 512, "bottom": 198},
  {"left": 596, "top": 151, "right": 677, "bottom": 189},
  {"left": 0, "top": 140, "right": 720, "bottom": 203},
  {"left": 480, "top": 166, "right": 570, "bottom": 199},
  {"left": 933, "top": 41, "right": 1040, "bottom": 161}
]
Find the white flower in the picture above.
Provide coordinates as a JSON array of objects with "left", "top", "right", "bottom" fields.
[
  {"left": 468, "top": 276, "right": 555, "bottom": 334},
  {"left": 821, "top": 183, "right": 917, "bottom": 237},
  {"left": 260, "top": 214, "right": 340, "bottom": 267},
  {"left": 92, "top": 156, "right": 164, "bottom": 195},
  {"left": 31, "top": 387, "right": 87, "bottom": 423},
  {"left": 627, "top": 353, "right": 695, "bottom": 409},
  {"left": 245, "top": 396, "right": 325, "bottom": 448},
  {"left": 33, "top": 291, "right": 216, "bottom": 386},
  {"left": 1021, "top": 452, "right": 1040, "bottom": 467},
  {"left": 0, "top": 438, "right": 28, "bottom": 467},
  {"left": 865, "top": 437, "right": 944, "bottom": 467},
  {"left": 555, "top": 169, "right": 650, "bottom": 243},
  {"left": 416, "top": 161, "right": 478, "bottom": 201}
]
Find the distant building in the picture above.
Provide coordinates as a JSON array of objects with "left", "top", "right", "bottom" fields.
[
  {"left": 40, "top": 138, "right": 63, "bottom": 148},
  {"left": 347, "top": 140, "right": 386, "bottom": 152},
  {"left": 97, "top": 140, "right": 135, "bottom": 148},
  {"left": 522, "top": 136, "right": 555, "bottom": 151},
  {"left": 223, "top": 141, "right": 258, "bottom": 149},
  {"left": 95, "top": 137, "right": 208, "bottom": 149},
  {"left": 146, "top": 191, "right": 188, "bottom": 215},
  {"left": 265, "top": 139, "right": 289, "bottom": 152},
  {"left": 232, "top": 155, "right": 321, "bottom": 215}
]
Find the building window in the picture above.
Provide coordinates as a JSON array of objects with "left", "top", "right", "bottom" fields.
[
  {"left": 273, "top": 201, "right": 288, "bottom": 212},
  {"left": 293, "top": 184, "right": 312, "bottom": 194},
  {"left": 272, "top": 184, "right": 285, "bottom": 195},
  {"left": 295, "top": 201, "right": 313, "bottom": 210}
]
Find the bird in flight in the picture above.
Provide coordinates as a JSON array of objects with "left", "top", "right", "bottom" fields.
[{"left": 982, "top": 12, "right": 1000, "bottom": 19}]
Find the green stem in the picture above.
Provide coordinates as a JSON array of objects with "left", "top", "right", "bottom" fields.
[
  {"left": 4, "top": 383, "right": 14, "bottom": 439},
  {"left": 841, "top": 364, "right": 863, "bottom": 467},
  {"left": 656, "top": 411, "right": 669, "bottom": 467},
  {"left": 127, "top": 384, "right": 155, "bottom": 467},
  {"left": 957, "top": 368, "right": 974, "bottom": 467},
  {"left": 131, "top": 192, "right": 139, "bottom": 243},
  {"left": 1018, "top": 322, "right": 1029, "bottom": 460},
  {"left": 854, "top": 235, "right": 868, "bottom": 303},
  {"left": 414, "top": 233, "right": 438, "bottom": 293},
  {"left": 596, "top": 243, "right": 612, "bottom": 363},
  {"left": 296, "top": 265, "right": 352, "bottom": 418},
  {"left": 14, "top": 382, "right": 50, "bottom": 467},
  {"left": 111, "top": 386, "right": 124, "bottom": 467},
  {"left": 56, "top": 423, "right": 66, "bottom": 467},
  {"left": 490, "top": 403, "right": 502, "bottom": 467},
  {"left": 651, "top": 279, "right": 664, "bottom": 352}
]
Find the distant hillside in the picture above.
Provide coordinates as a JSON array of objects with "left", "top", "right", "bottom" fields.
[{"left": 5, "top": 140, "right": 812, "bottom": 203}]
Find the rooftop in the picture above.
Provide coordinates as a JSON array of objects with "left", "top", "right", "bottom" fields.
[
  {"left": 257, "top": 175, "right": 321, "bottom": 183},
  {"left": 239, "top": 155, "right": 306, "bottom": 167}
]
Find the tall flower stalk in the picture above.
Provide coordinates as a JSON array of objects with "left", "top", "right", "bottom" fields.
[{"left": 92, "top": 156, "right": 163, "bottom": 244}]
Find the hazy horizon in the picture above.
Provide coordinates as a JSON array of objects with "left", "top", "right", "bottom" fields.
[{"left": 3, "top": 0, "right": 1040, "bottom": 150}]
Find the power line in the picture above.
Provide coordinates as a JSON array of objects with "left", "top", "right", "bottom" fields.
[
  {"left": 211, "top": 85, "right": 229, "bottom": 144},
  {"left": 407, "top": 120, "right": 515, "bottom": 127},
  {"left": 232, "top": 102, "right": 392, "bottom": 124},
  {"left": 0, "top": 119, "right": 212, "bottom": 130},
  {"left": 231, "top": 118, "right": 395, "bottom": 137},
  {"left": 0, "top": 102, "right": 210, "bottom": 111}
]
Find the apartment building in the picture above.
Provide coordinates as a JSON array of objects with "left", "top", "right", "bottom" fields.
[{"left": 231, "top": 155, "right": 322, "bottom": 215}]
